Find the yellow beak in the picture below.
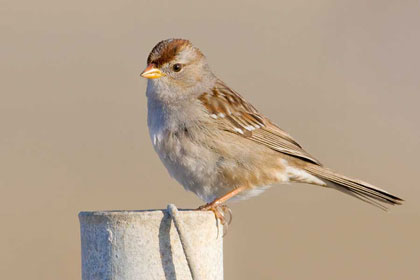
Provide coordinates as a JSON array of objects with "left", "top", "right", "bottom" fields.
[{"left": 140, "top": 64, "right": 165, "bottom": 79}]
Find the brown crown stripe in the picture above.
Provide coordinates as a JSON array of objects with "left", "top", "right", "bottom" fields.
[{"left": 147, "top": 39, "right": 196, "bottom": 67}]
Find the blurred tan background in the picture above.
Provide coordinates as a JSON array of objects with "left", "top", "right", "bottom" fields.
[{"left": 1, "top": 0, "right": 419, "bottom": 279}]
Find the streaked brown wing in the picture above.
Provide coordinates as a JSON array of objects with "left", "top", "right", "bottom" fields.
[{"left": 198, "top": 80, "right": 322, "bottom": 165}]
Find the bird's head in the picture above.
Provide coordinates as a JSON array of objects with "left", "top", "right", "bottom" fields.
[{"left": 141, "top": 39, "right": 214, "bottom": 98}]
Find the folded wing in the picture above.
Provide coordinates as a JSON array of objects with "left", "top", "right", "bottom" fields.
[{"left": 198, "top": 80, "right": 321, "bottom": 165}]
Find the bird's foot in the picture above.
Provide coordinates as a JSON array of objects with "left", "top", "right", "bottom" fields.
[{"left": 197, "top": 203, "right": 232, "bottom": 235}]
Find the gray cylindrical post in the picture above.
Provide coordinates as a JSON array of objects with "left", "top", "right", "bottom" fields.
[{"left": 79, "top": 208, "right": 223, "bottom": 280}]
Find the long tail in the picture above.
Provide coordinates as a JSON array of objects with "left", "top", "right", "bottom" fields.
[{"left": 304, "top": 165, "right": 403, "bottom": 210}]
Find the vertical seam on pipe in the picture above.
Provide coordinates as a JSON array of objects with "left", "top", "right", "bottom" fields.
[{"left": 167, "top": 204, "right": 202, "bottom": 280}]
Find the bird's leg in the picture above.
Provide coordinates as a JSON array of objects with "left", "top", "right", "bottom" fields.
[{"left": 197, "top": 186, "right": 246, "bottom": 225}]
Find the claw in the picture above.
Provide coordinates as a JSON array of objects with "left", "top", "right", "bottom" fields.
[
  {"left": 197, "top": 203, "right": 233, "bottom": 236},
  {"left": 219, "top": 205, "right": 232, "bottom": 226}
]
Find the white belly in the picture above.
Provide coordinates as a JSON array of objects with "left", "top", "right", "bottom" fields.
[{"left": 149, "top": 124, "right": 230, "bottom": 203}]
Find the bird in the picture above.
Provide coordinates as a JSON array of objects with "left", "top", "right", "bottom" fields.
[{"left": 140, "top": 38, "right": 403, "bottom": 223}]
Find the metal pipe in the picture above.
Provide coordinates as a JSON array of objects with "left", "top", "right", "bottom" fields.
[{"left": 79, "top": 206, "right": 223, "bottom": 280}]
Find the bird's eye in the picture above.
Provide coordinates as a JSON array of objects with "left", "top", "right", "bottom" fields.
[{"left": 172, "top": 63, "right": 182, "bottom": 72}]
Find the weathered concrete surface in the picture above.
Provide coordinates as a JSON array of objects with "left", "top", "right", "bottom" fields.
[{"left": 79, "top": 209, "right": 223, "bottom": 280}]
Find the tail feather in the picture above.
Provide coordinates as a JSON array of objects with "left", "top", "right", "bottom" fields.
[
  {"left": 331, "top": 183, "right": 390, "bottom": 211},
  {"left": 304, "top": 165, "right": 403, "bottom": 209}
]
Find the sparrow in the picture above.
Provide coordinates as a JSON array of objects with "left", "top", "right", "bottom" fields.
[{"left": 140, "top": 38, "right": 403, "bottom": 223}]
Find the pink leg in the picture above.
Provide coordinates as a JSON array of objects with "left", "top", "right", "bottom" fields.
[{"left": 197, "top": 186, "right": 246, "bottom": 225}]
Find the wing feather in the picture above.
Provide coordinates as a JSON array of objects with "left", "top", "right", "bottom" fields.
[{"left": 198, "top": 80, "right": 321, "bottom": 165}]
